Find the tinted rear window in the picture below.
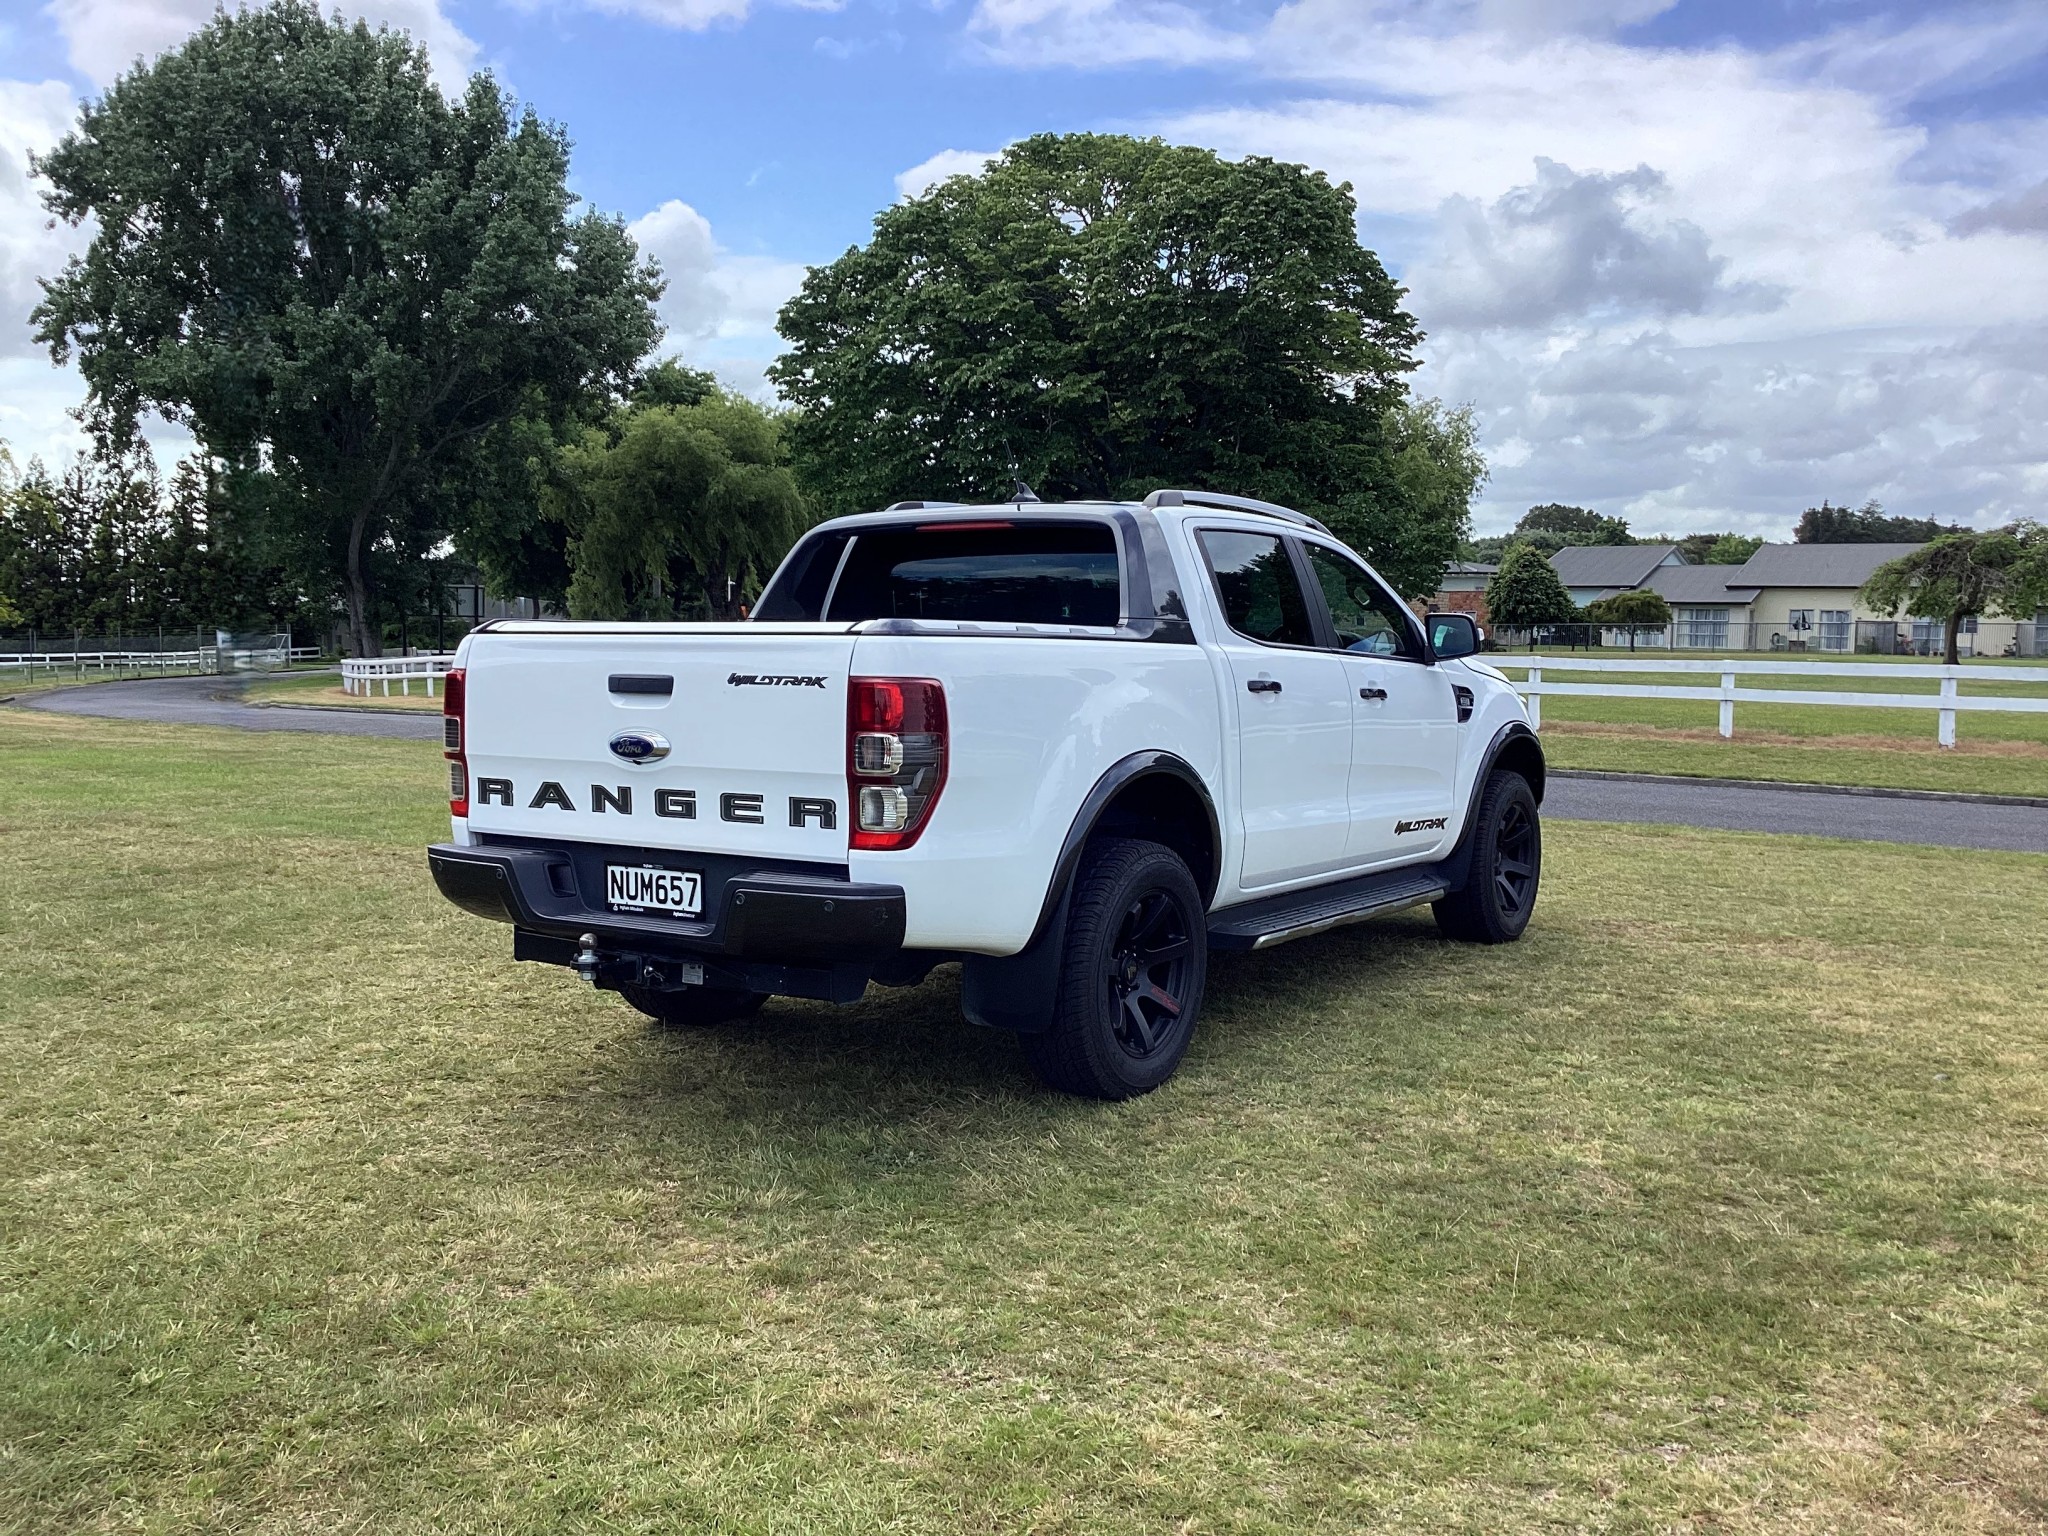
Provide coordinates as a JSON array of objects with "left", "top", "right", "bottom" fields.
[{"left": 823, "top": 524, "right": 1121, "bottom": 626}]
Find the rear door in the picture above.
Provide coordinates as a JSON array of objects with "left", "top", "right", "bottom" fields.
[
  {"left": 460, "top": 624, "right": 858, "bottom": 861},
  {"left": 1195, "top": 528, "right": 1356, "bottom": 889},
  {"left": 1297, "top": 541, "right": 1460, "bottom": 864}
]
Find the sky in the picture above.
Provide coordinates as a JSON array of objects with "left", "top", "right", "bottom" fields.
[{"left": 1, "top": 0, "right": 2045, "bottom": 538}]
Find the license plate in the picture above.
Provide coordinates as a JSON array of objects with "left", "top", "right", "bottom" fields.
[{"left": 605, "top": 864, "right": 703, "bottom": 917}]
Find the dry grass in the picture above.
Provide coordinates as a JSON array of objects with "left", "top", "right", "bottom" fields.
[{"left": 2, "top": 710, "right": 2045, "bottom": 1533}]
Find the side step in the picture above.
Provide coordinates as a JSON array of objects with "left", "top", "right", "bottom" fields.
[{"left": 1207, "top": 866, "right": 1449, "bottom": 951}]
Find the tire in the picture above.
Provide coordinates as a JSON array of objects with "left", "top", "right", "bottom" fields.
[
  {"left": 620, "top": 983, "right": 767, "bottom": 1028},
  {"left": 1021, "top": 838, "right": 1209, "bottom": 1100},
  {"left": 1433, "top": 769, "right": 1541, "bottom": 944}
]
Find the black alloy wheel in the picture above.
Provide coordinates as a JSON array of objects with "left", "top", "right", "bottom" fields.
[
  {"left": 1433, "top": 769, "right": 1541, "bottom": 944},
  {"left": 1105, "top": 889, "right": 1198, "bottom": 1060},
  {"left": 1024, "top": 838, "right": 1210, "bottom": 1099},
  {"left": 1493, "top": 794, "right": 1538, "bottom": 923}
]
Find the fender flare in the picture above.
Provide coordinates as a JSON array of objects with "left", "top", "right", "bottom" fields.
[
  {"left": 1026, "top": 749, "right": 1222, "bottom": 948},
  {"left": 1438, "top": 721, "right": 1545, "bottom": 894},
  {"left": 961, "top": 750, "right": 1221, "bottom": 1034}
]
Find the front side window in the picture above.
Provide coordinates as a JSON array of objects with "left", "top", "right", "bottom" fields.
[
  {"left": 1302, "top": 542, "right": 1424, "bottom": 661},
  {"left": 1818, "top": 609, "right": 1851, "bottom": 651},
  {"left": 1198, "top": 530, "right": 1316, "bottom": 646}
]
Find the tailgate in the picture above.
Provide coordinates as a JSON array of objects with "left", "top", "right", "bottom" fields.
[{"left": 461, "top": 624, "right": 857, "bottom": 861}]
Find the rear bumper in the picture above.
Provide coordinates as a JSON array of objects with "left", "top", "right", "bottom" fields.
[{"left": 426, "top": 843, "right": 907, "bottom": 965}]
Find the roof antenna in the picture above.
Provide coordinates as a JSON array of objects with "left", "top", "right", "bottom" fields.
[{"left": 1005, "top": 457, "right": 1040, "bottom": 504}]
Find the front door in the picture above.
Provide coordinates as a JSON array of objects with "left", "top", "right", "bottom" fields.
[
  {"left": 1298, "top": 541, "right": 1460, "bottom": 864},
  {"left": 1196, "top": 528, "right": 1356, "bottom": 889}
]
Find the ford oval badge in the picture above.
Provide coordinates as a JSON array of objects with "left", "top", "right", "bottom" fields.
[{"left": 608, "top": 731, "right": 671, "bottom": 764}]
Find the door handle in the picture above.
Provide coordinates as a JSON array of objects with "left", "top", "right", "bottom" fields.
[
  {"left": 1247, "top": 678, "right": 1283, "bottom": 694},
  {"left": 1359, "top": 686, "right": 1388, "bottom": 701}
]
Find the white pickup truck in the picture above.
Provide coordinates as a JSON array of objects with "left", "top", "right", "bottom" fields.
[{"left": 428, "top": 489, "right": 1544, "bottom": 1098}]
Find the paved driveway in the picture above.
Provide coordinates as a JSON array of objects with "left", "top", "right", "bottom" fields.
[
  {"left": 12, "top": 674, "right": 443, "bottom": 741},
  {"left": 13, "top": 676, "right": 2047, "bottom": 852}
]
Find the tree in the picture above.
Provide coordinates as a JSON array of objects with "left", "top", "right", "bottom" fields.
[
  {"left": 1860, "top": 526, "right": 2048, "bottom": 666},
  {"left": 1331, "top": 397, "right": 1488, "bottom": 598},
  {"left": 1517, "top": 503, "right": 1633, "bottom": 545},
  {"left": 1583, "top": 588, "right": 1672, "bottom": 650},
  {"left": 1701, "top": 533, "right": 1763, "bottom": 565},
  {"left": 1795, "top": 500, "right": 1954, "bottom": 544},
  {"left": 32, "top": 0, "right": 660, "bottom": 655},
  {"left": 554, "top": 390, "right": 809, "bottom": 621},
  {"left": 1486, "top": 545, "right": 1580, "bottom": 629},
  {"left": 1584, "top": 589, "right": 1672, "bottom": 627},
  {"left": 772, "top": 133, "right": 1474, "bottom": 596}
]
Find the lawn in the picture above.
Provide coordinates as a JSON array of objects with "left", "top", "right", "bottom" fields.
[
  {"left": 3, "top": 710, "right": 2046, "bottom": 1533},
  {"left": 1483, "top": 660, "right": 2048, "bottom": 798},
  {"left": 244, "top": 668, "right": 444, "bottom": 711}
]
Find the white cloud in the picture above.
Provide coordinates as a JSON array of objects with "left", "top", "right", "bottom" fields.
[
  {"left": 969, "top": 0, "right": 1252, "bottom": 66},
  {"left": 1425, "top": 157, "right": 1784, "bottom": 329},
  {"left": 45, "top": 0, "right": 479, "bottom": 91},
  {"left": 627, "top": 198, "right": 810, "bottom": 394},
  {"left": 970, "top": 0, "right": 2048, "bottom": 533},
  {"left": 894, "top": 146, "right": 1001, "bottom": 200}
]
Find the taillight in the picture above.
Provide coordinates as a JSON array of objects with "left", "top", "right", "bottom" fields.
[
  {"left": 847, "top": 676, "right": 946, "bottom": 850},
  {"left": 443, "top": 667, "right": 468, "bottom": 817}
]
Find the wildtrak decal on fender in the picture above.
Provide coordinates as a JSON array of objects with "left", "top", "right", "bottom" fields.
[
  {"left": 1395, "top": 817, "right": 1449, "bottom": 835},
  {"left": 728, "top": 673, "right": 827, "bottom": 688},
  {"left": 471, "top": 777, "right": 836, "bottom": 830}
]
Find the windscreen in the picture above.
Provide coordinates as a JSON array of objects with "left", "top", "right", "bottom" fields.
[{"left": 823, "top": 523, "right": 1122, "bottom": 626}]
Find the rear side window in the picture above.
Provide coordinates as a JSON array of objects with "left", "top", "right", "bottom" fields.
[
  {"left": 1199, "top": 530, "right": 1316, "bottom": 646},
  {"left": 824, "top": 524, "right": 1121, "bottom": 626}
]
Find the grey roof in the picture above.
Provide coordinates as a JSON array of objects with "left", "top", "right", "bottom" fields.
[
  {"left": 1445, "top": 561, "right": 1498, "bottom": 575},
  {"left": 1645, "top": 564, "right": 1750, "bottom": 604},
  {"left": 1725, "top": 542, "right": 1925, "bottom": 590},
  {"left": 1547, "top": 544, "right": 1685, "bottom": 590}
]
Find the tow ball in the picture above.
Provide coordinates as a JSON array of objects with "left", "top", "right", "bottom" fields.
[{"left": 573, "top": 932, "right": 601, "bottom": 985}]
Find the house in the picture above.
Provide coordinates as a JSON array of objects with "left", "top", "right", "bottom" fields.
[
  {"left": 1546, "top": 544, "right": 1686, "bottom": 606},
  {"left": 1535, "top": 539, "right": 1964, "bottom": 652},
  {"left": 1429, "top": 561, "right": 1497, "bottom": 627},
  {"left": 1720, "top": 542, "right": 1926, "bottom": 653},
  {"left": 1643, "top": 563, "right": 1754, "bottom": 649}
]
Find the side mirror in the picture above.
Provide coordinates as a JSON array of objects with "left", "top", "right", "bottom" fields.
[{"left": 1427, "top": 612, "right": 1481, "bottom": 659}]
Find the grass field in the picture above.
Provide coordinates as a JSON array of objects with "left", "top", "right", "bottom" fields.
[{"left": 3, "top": 711, "right": 2046, "bottom": 1533}]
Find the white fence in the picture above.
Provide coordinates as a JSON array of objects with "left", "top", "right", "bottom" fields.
[
  {"left": 1489, "top": 655, "right": 2048, "bottom": 746},
  {"left": 0, "top": 638, "right": 311, "bottom": 680},
  {"left": 342, "top": 654, "right": 457, "bottom": 697}
]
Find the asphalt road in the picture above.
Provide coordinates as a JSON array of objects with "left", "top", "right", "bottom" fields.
[
  {"left": 1544, "top": 773, "right": 2048, "bottom": 854},
  {"left": 12, "top": 675, "right": 2047, "bottom": 852},
  {"left": 10, "top": 673, "right": 443, "bottom": 741}
]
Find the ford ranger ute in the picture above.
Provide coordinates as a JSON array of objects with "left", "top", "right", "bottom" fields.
[{"left": 427, "top": 489, "right": 1545, "bottom": 1099}]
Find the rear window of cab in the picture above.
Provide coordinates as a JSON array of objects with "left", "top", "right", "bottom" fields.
[{"left": 755, "top": 522, "right": 1122, "bottom": 627}]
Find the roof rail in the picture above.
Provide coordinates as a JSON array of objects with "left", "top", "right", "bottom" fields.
[
  {"left": 880, "top": 500, "right": 968, "bottom": 512},
  {"left": 1143, "top": 488, "right": 1330, "bottom": 535}
]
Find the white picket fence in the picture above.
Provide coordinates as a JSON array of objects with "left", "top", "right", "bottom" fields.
[
  {"left": 0, "top": 642, "right": 317, "bottom": 679},
  {"left": 1489, "top": 655, "right": 2048, "bottom": 746},
  {"left": 342, "top": 653, "right": 457, "bottom": 697}
]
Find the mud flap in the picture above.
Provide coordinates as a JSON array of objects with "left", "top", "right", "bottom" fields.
[{"left": 959, "top": 887, "right": 1071, "bottom": 1033}]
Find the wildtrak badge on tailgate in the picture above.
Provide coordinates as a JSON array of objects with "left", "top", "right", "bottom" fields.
[{"left": 728, "top": 672, "right": 827, "bottom": 688}]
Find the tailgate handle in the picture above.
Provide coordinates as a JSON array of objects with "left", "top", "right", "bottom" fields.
[{"left": 608, "top": 674, "right": 674, "bottom": 696}]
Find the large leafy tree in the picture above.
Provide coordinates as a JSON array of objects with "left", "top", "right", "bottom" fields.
[
  {"left": 1796, "top": 499, "right": 1955, "bottom": 545},
  {"left": 31, "top": 0, "right": 660, "bottom": 655},
  {"left": 1860, "top": 526, "right": 2048, "bottom": 666},
  {"left": 1486, "top": 544, "right": 1580, "bottom": 629},
  {"left": 1517, "top": 503, "right": 1633, "bottom": 546},
  {"left": 552, "top": 389, "right": 808, "bottom": 622},
  {"left": 772, "top": 133, "right": 1475, "bottom": 597}
]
